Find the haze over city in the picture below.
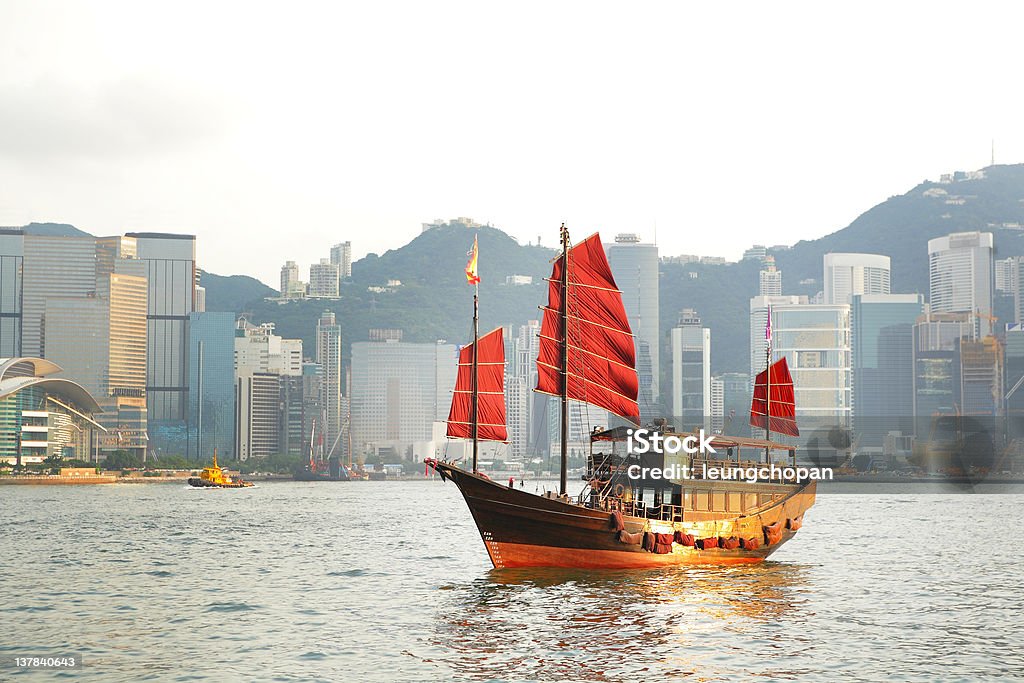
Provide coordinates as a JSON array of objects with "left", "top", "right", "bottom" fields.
[{"left": 2, "top": 1, "right": 1024, "bottom": 287}]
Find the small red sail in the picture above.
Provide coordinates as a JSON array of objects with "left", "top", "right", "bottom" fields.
[
  {"left": 447, "top": 327, "right": 508, "bottom": 441},
  {"left": 535, "top": 233, "right": 640, "bottom": 424},
  {"left": 749, "top": 357, "right": 799, "bottom": 437}
]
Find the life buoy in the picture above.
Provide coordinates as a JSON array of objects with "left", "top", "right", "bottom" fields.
[{"left": 613, "top": 483, "right": 625, "bottom": 497}]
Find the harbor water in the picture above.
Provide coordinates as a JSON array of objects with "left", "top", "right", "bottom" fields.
[{"left": 2, "top": 480, "right": 1022, "bottom": 681}]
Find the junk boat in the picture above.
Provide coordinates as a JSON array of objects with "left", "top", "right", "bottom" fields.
[
  {"left": 426, "top": 225, "right": 816, "bottom": 569},
  {"left": 187, "top": 449, "right": 254, "bottom": 488}
]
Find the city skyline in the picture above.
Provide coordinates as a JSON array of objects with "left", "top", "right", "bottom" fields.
[{"left": 2, "top": 4, "right": 1023, "bottom": 288}]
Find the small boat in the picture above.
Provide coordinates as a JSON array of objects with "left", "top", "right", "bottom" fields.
[
  {"left": 187, "top": 449, "right": 254, "bottom": 488},
  {"left": 427, "top": 226, "right": 816, "bottom": 569}
]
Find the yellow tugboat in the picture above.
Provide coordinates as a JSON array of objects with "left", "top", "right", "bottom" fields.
[{"left": 187, "top": 449, "right": 254, "bottom": 488}]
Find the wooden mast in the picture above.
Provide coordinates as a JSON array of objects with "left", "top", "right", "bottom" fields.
[
  {"left": 471, "top": 279, "right": 480, "bottom": 473},
  {"left": 765, "top": 305, "right": 771, "bottom": 465},
  {"left": 559, "top": 223, "right": 569, "bottom": 496}
]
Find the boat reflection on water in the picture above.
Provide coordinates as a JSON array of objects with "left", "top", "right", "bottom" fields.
[{"left": 428, "top": 563, "right": 811, "bottom": 681}]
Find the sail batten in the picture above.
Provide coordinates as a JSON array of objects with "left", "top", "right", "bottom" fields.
[
  {"left": 534, "top": 233, "right": 640, "bottom": 424},
  {"left": 750, "top": 357, "right": 799, "bottom": 437},
  {"left": 447, "top": 327, "right": 508, "bottom": 442}
]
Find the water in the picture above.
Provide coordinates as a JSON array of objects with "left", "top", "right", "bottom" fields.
[{"left": 1, "top": 481, "right": 1022, "bottom": 682}]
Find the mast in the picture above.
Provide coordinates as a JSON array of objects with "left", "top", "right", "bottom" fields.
[
  {"left": 471, "top": 276, "right": 480, "bottom": 473},
  {"left": 765, "top": 305, "right": 771, "bottom": 464},
  {"left": 559, "top": 223, "right": 569, "bottom": 496}
]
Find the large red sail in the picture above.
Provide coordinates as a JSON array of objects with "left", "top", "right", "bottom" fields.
[
  {"left": 749, "top": 357, "right": 799, "bottom": 437},
  {"left": 447, "top": 327, "right": 508, "bottom": 441},
  {"left": 535, "top": 233, "right": 640, "bottom": 424}
]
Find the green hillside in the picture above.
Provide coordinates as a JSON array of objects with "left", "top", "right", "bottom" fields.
[{"left": 200, "top": 163, "right": 1024, "bottom": 383}]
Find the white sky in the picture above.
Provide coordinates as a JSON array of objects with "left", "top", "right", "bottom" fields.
[{"left": 1, "top": 1, "right": 1022, "bottom": 287}]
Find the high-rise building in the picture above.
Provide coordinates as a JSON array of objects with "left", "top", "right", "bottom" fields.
[
  {"left": 126, "top": 233, "right": 196, "bottom": 426},
  {"left": 752, "top": 299, "right": 851, "bottom": 438},
  {"left": 716, "top": 372, "right": 750, "bottom": 434},
  {"left": 330, "top": 241, "right": 352, "bottom": 279},
  {"left": 671, "top": 309, "right": 710, "bottom": 432},
  {"left": 0, "top": 230, "right": 24, "bottom": 357},
  {"left": 23, "top": 234, "right": 98, "bottom": 357},
  {"left": 234, "top": 319, "right": 303, "bottom": 460},
  {"left": 928, "top": 231, "right": 994, "bottom": 337},
  {"left": 710, "top": 377, "right": 724, "bottom": 434},
  {"left": 309, "top": 259, "right": 340, "bottom": 298},
  {"left": 316, "top": 310, "right": 344, "bottom": 456},
  {"left": 995, "top": 257, "right": 1017, "bottom": 294},
  {"left": 850, "top": 294, "right": 925, "bottom": 447},
  {"left": 606, "top": 234, "right": 659, "bottom": 412},
  {"left": 189, "top": 312, "right": 236, "bottom": 460},
  {"left": 958, "top": 336, "right": 1003, "bottom": 418},
  {"left": 281, "top": 260, "right": 300, "bottom": 295},
  {"left": 1004, "top": 325, "right": 1024, "bottom": 439},
  {"left": 912, "top": 312, "right": 973, "bottom": 434},
  {"left": 759, "top": 256, "right": 782, "bottom": 297},
  {"left": 507, "top": 320, "right": 540, "bottom": 461},
  {"left": 43, "top": 262, "right": 149, "bottom": 459},
  {"left": 350, "top": 339, "right": 457, "bottom": 455},
  {"left": 823, "top": 253, "right": 891, "bottom": 305},
  {"left": 749, "top": 295, "right": 804, "bottom": 382}
]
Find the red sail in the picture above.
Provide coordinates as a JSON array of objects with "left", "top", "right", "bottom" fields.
[
  {"left": 535, "top": 233, "right": 640, "bottom": 424},
  {"left": 749, "top": 357, "right": 799, "bottom": 437},
  {"left": 447, "top": 327, "right": 508, "bottom": 442}
]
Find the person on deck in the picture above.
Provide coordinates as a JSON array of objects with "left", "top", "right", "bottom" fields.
[{"left": 508, "top": 476, "right": 514, "bottom": 489}]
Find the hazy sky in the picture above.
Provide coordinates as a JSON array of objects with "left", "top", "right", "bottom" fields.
[{"left": 2, "top": 2, "right": 1022, "bottom": 287}]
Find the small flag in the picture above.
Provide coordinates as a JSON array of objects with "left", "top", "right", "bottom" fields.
[
  {"left": 765, "top": 304, "right": 773, "bottom": 343},
  {"left": 465, "top": 235, "right": 480, "bottom": 285}
]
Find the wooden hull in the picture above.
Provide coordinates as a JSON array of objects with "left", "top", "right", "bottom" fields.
[{"left": 428, "top": 461, "right": 816, "bottom": 569}]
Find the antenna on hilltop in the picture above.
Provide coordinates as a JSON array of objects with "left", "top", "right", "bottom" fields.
[{"left": 991, "top": 139, "right": 995, "bottom": 167}]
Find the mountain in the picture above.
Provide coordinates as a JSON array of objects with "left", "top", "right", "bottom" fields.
[
  {"left": 149, "top": 163, "right": 1024, "bottom": 386},
  {"left": 201, "top": 272, "right": 276, "bottom": 314},
  {"left": 229, "top": 224, "right": 557, "bottom": 360}
]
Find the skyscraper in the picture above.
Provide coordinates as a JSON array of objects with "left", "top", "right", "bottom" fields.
[
  {"left": 0, "top": 230, "right": 24, "bottom": 357},
  {"left": 928, "top": 231, "right": 994, "bottom": 336},
  {"left": 752, "top": 298, "right": 851, "bottom": 439},
  {"left": 316, "top": 310, "right": 344, "bottom": 456},
  {"left": 850, "top": 293, "right": 924, "bottom": 447},
  {"left": 23, "top": 234, "right": 97, "bottom": 357},
  {"left": 330, "top": 241, "right": 352, "bottom": 279},
  {"left": 126, "top": 233, "right": 196, "bottom": 425},
  {"left": 280, "top": 260, "right": 300, "bottom": 295},
  {"left": 309, "top": 259, "right": 340, "bottom": 298},
  {"left": 189, "top": 312, "right": 236, "bottom": 460},
  {"left": 912, "top": 312, "right": 973, "bottom": 434},
  {"left": 350, "top": 339, "right": 457, "bottom": 455},
  {"left": 759, "top": 256, "right": 782, "bottom": 297},
  {"left": 606, "top": 234, "right": 659, "bottom": 412},
  {"left": 43, "top": 271, "right": 149, "bottom": 459},
  {"left": 823, "top": 253, "right": 891, "bottom": 304},
  {"left": 671, "top": 309, "right": 710, "bottom": 432},
  {"left": 507, "top": 320, "right": 540, "bottom": 461}
]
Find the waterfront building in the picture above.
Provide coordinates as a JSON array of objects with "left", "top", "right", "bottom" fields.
[
  {"left": 23, "top": 234, "right": 97, "bottom": 358},
  {"left": 0, "top": 230, "right": 24, "bottom": 358},
  {"left": 850, "top": 294, "right": 925, "bottom": 447},
  {"left": 716, "top": 372, "right": 750, "bottom": 434},
  {"left": 751, "top": 299, "right": 851, "bottom": 437},
  {"left": 43, "top": 271, "right": 149, "bottom": 459},
  {"left": 350, "top": 339, "right": 457, "bottom": 457},
  {"left": 0, "top": 357, "right": 103, "bottom": 464},
  {"left": 127, "top": 233, "right": 196, "bottom": 431},
  {"left": 316, "top": 310, "right": 344, "bottom": 456},
  {"left": 330, "top": 241, "right": 352, "bottom": 279},
  {"left": 823, "top": 253, "right": 890, "bottom": 304},
  {"left": 606, "top": 233, "right": 660, "bottom": 412},
  {"left": 189, "top": 312, "right": 236, "bottom": 460},
  {"left": 759, "top": 256, "right": 782, "bottom": 297},
  {"left": 235, "top": 371, "right": 280, "bottom": 460},
  {"left": 928, "top": 231, "right": 994, "bottom": 337},
  {"left": 309, "top": 259, "right": 340, "bottom": 298},
  {"left": 912, "top": 312, "right": 973, "bottom": 434},
  {"left": 1005, "top": 325, "right": 1024, "bottom": 438},
  {"left": 671, "top": 309, "right": 711, "bottom": 432},
  {"left": 749, "top": 295, "right": 804, "bottom": 381}
]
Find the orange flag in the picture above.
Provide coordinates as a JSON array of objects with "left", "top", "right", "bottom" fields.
[{"left": 465, "top": 235, "right": 480, "bottom": 285}]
